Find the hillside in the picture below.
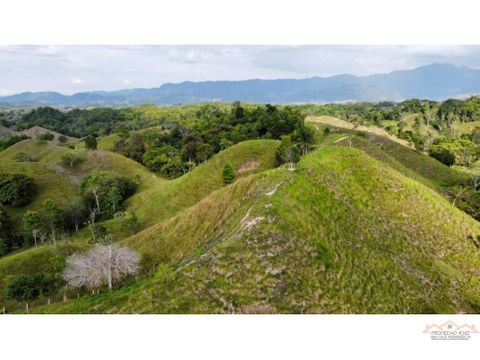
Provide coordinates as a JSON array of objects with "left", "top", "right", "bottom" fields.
[
  {"left": 0, "top": 140, "right": 156, "bottom": 213},
  {"left": 40, "top": 145, "right": 480, "bottom": 313}
]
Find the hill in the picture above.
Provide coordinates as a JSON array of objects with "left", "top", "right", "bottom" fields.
[
  {"left": 0, "top": 140, "right": 156, "bottom": 213},
  {"left": 39, "top": 145, "right": 480, "bottom": 313},
  {"left": 1, "top": 64, "right": 480, "bottom": 105},
  {"left": 18, "top": 126, "right": 77, "bottom": 144}
]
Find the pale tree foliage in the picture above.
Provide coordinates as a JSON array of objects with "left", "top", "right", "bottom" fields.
[{"left": 63, "top": 244, "right": 140, "bottom": 290}]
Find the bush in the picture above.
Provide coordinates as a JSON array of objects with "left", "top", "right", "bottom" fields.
[
  {"left": 5, "top": 274, "right": 62, "bottom": 302},
  {"left": 14, "top": 152, "right": 34, "bottom": 162},
  {"left": 84, "top": 135, "right": 97, "bottom": 150},
  {"left": 121, "top": 212, "right": 141, "bottom": 235},
  {"left": 58, "top": 135, "right": 67, "bottom": 143},
  {"left": 37, "top": 132, "right": 55, "bottom": 141},
  {"left": 61, "top": 153, "right": 84, "bottom": 168},
  {"left": 0, "top": 173, "right": 35, "bottom": 206},
  {"left": 222, "top": 162, "right": 235, "bottom": 184},
  {"left": 275, "top": 135, "right": 301, "bottom": 166},
  {"left": 429, "top": 145, "right": 456, "bottom": 166}
]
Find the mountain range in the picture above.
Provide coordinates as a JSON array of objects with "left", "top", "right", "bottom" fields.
[{"left": 1, "top": 63, "right": 480, "bottom": 106}]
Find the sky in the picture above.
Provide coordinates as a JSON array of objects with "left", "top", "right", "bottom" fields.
[{"left": 1, "top": 45, "right": 480, "bottom": 96}]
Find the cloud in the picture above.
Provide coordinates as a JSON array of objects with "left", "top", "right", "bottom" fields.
[
  {"left": 1, "top": 46, "right": 480, "bottom": 95},
  {"left": 72, "top": 78, "right": 86, "bottom": 84}
]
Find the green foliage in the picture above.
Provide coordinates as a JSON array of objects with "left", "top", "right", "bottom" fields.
[
  {"left": 58, "top": 135, "right": 67, "bottom": 143},
  {"left": 84, "top": 135, "right": 97, "bottom": 150},
  {"left": 222, "top": 162, "right": 235, "bottom": 184},
  {"left": 42, "top": 199, "right": 63, "bottom": 241},
  {"left": 22, "top": 211, "right": 43, "bottom": 246},
  {"left": 429, "top": 144, "right": 456, "bottom": 166},
  {"left": 37, "top": 132, "right": 54, "bottom": 141},
  {"left": 121, "top": 212, "right": 141, "bottom": 235},
  {"left": 81, "top": 171, "right": 136, "bottom": 219},
  {"left": 13, "top": 152, "right": 35, "bottom": 162},
  {"left": 275, "top": 135, "right": 300, "bottom": 166},
  {"left": 61, "top": 153, "right": 84, "bottom": 168},
  {"left": 429, "top": 138, "right": 479, "bottom": 166},
  {"left": 0, "top": 173, "right": 35, "bottom": 206},
  {"left": 5, "top": 274, "right": 62, "bottom": 301},
  {"left": 0, "top": 135, "right": 30, "bottom": 151}
]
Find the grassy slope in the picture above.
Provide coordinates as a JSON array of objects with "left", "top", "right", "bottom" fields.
[
  {"left": 0, "top": 140, "right": 279, "bottom": 311},
  {"left": 40, "top": 146, "right": 480, "bottom": 314},
  {"left": 126, "top": 140, "right": 278, "bottom": 227}
]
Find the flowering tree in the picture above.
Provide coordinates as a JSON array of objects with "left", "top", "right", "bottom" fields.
[{"left": 63, "top": 244, "right": 140, "bottom": 290}]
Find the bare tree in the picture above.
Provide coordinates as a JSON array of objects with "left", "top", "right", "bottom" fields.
[
  {"left": 470, "top": 173, "right": 480, "bottom": 191},
  {"left": 63, "top": 244, "right": 140, "bottom": 290}
]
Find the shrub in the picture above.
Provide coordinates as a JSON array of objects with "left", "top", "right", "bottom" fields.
[
  {"left": 222, "top": 162, "right": 235, "bottom": 184},
  {"left": 37, "top": 132, "right": 54, "bottom": 141},
  {"left": 5, "top": 274, "right": 62, "bottom": 302},
  {"left": 121, "top": 212, "right": 141, "bottom": 235},
  {"left": 58, "top": 135, "right": 68, "bottom": 143},
  {"left": 61, "top": 153, "right": 84, "bottom": 168},
  {"left": 13, "top": 152, "right": 34, "bottom": 162},
  {"left": 429, "top": 145, "right": 455, "bottom": 166},
  {"left": 84, "top": 135, "right": 97, "bottom": 150},
  {"left": 0, "top": 173, "right": 35, "bottom": 206}
]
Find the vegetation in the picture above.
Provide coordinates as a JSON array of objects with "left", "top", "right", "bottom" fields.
[
  {"left": 0, "top": 173, "right": 35, "bottom": 206},
  {"left": 1, "top": 99, "right": 480, "bottom": 314},
  {"left": 222, "top": 162, "right": 235, "bottom": 184}
]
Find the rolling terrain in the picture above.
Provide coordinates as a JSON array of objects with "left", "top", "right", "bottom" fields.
[{"left": 1, "top": 111, "right": 480, "bottom": 313}]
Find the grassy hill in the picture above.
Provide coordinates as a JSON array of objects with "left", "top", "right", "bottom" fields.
[{"left": 39, "top": 145, "right": 480, "bottom": 314}]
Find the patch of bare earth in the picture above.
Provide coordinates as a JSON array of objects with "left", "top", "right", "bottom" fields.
[{"left": 237, "top": 160, "right": 259, "bottom": 174}]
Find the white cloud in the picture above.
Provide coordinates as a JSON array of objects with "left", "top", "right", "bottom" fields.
[
  {"left": 72, "top": 78, "right": 86, "bottom": 84},
  {"left": 0, "top": 46, "right": 480, "bottom": 95}
]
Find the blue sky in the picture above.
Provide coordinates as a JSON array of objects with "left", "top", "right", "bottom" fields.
[{"left": 1, "top": 45, "right": 480, "bottom": 95}]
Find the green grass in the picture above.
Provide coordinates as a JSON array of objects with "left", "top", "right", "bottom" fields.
[
  {"left": 126, "top": 139, "right": 279, "bottom": 227},
  {"left": 39, "top": 146, "right": 480, "bottom": 314},
  {"left": 0, "top": 140, "right": 157, "bottom": 215}
]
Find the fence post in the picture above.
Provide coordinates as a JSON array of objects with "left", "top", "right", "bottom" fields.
[
  {"left": 25, "top": 303, "right": 29, "bottom": 314},
  {"left": 2, "top": 307, "right": 5, "bottom": 314}
]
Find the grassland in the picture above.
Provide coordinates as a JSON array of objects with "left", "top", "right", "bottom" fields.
[
  {"left": 2, "top": 120, "right": 480, "bottom": 314},
  {"left": 39, "top": 145, "right": 480, "bottom": 314}
]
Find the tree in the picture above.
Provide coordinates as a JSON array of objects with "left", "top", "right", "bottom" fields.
[
  {"left": 121, "top": 212, "right": 140, "bottom": 235},
  {"left": 222, "top": 162, "right": 235, "bottom": 184},
  {"left": 81, "top": 172, "right": 136, "bottom": 219},
  {"left": 64, "top": 198, "right": 88, "bottom": 232},
  {"left": 23, "top": 211, "right": 43, "bottom": 246},
  {"left": 275, "top": 135, "right": 300, "bottom": 167},
  {"left": 61, "top": 153, "right": 83, "bottom": 168},
  {"left": 5, "top": 274, "right": 62, "bottom": 304},
  {"left": 84, "top": 135, "right": 97, "bottom": 150},
  {"left": 0, "top": 174, "right": 35, "bottom": 206},
  {"left": 429, "top": 144, "right": 456, "bottom": 166},
  {"left": 0, "top": 205, "right": 11, "bottom": 256},
  {"left": 42, "top": 199, "right": 63, "bottom": 244},
  {"left": 63, "top": 244, "right": 140, "bottom": 290}
]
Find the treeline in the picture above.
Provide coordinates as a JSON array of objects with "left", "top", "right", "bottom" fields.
[
  {"left": 9, "top": 104, "right": 222, "bottom": 138},
  {"left": 113, "top": 103, "right": 314, "bottom": 178},
  {"left": 298, "top": 97, "right": 480, "bottom": 126}
]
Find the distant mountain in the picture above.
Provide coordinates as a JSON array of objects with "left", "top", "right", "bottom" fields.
[{"left": 1, "top": 63, "right": 480, "bottom": 106}]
